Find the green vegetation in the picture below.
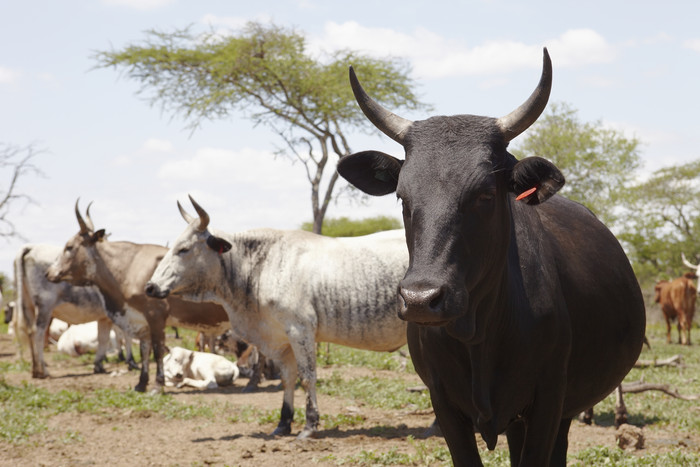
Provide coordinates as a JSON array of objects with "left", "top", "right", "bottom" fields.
[
  {"left": 1, "top": 323, "right": 698, "bottom": 464},
  {"left": 318, "top": 370, "right": 431, "bottom": 411},
  {"left": 301, "top": 215, "right": 402, "bottom": 237}
]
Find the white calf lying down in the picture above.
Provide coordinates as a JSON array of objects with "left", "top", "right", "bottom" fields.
[
  {"left": 56, "top": 321, "right": 120, "bottom": 357},
  {"left": 164, "top": 346, "right": 240, "bottom": 389}
]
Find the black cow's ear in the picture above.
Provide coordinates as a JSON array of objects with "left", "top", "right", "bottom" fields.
[
  {"left": 206, "top": 235, "right": 232, "bottom": 254},
  {"left": 91, "top": 229, "right": 106, "bottom": 243},
  {"left": 337, "top": 150, "right": 403, "bottom": 196},
  {"left": 509, "top": 156, "right": 565, "bottom": 205}
]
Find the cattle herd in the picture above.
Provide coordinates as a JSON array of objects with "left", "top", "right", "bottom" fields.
[{"left": 2, "top": 48, "right": 697, "bottom": 466}]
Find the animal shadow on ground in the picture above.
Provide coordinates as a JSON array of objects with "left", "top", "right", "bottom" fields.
[
  {"left": 192, "top": 434, "right": 243, "bottom": 443},
  {"left": 590, "top": 409, "right": 664, "bottom": 427},
  {"left": 173, "top": 383, "right": 282, "bottom": 396}
]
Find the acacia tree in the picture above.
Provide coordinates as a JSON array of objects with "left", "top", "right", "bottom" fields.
[
  {"left": 0, "top": 143, "right": 43, "bottom": 239},
  {"left": 512, "top": 102, "right": 642, "bottom": 227},
  {"left": 94, "top": 22, "right": 426, "bottom": 233},
  {"left": 617, "top": 160, "right": 700, "bottom": 282}
]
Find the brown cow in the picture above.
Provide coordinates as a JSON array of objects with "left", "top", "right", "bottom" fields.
[{"left": 654, "top": 272, "right": 696, "bottom": 345}]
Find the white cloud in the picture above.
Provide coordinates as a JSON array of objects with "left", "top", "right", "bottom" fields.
[
  {"left": 684, "top": 38, "right": 700, "bottom": 52},
  {"left": 313, "top": 22, "right": 615, "bottom": 79},
  {"left": 156, "top": 146, "right": 305, "bottom": 187},
  {"left": 143, "top": 138, "right": 174, "bottom": 153},
  {"left": 101, "top": 0, "right": 175, "bottom": 10},
  {"left": 0, "top": 66, "right": 21, "bottom": 84}
]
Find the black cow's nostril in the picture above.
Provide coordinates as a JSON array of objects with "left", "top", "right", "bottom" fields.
[{"left": 399, "top": 285, "right": 444, "bottom": 311}]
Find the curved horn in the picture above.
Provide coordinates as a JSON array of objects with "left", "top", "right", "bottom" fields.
[
  {"left": 75, "top": 198, "right": 89, "bottom": 234},
  {"left": 84, "top": 201, "right": 95, "bottom": 232},
  {"left": 496, "top": 48, "right": 552, "bottom": 142},
  {"left": 188, "top": 195, "right": 210, "bottom": 231},
  {"left": 682, "top": 252, "right": 699, "bottom": 269},
  {"left": 177, "top": 200, "right": 195, "bottom": 225},
  {"left": 349, "top": 66, "right": 413, "bottom": 144}
]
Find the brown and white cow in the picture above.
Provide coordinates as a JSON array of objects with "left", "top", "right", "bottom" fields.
[
  {"left": 145, "top": 197, "right": 409, "bottom": 438},
  {"left": 654, "top": 270, "right": 696, "bottom": 345},
  {"left": 46, "top": 201, "right": 230, "bottom": 392}
]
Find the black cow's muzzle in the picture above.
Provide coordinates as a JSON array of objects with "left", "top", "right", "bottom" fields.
[{"left": 398, "top": 280, "right": 458, "bottom": 325}]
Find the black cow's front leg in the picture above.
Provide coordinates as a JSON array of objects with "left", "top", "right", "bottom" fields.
[{"left": 432, "top": 400, "right": 483, "bottom": 466}]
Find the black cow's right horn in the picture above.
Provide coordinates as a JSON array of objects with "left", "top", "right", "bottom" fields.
[{"left": 349, "top": 66, "right": 413, "bottom": 145}]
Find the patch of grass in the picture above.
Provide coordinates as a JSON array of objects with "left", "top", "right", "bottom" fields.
[
  {"left": 590, "top": 323, "right": 700, "bottom": 434},
  {"left": 569, "top": 446, "right": 700, "bottom": 466},
  {"left": 0, "top": 359, "right": 30, "bottom": 373},
  {"left": 0, "top": 380, "right": 214, "bottom": 444},
  {"left": 317, "top": 344, "right": 413, "bottom": 373},
  {"left": 329, "top": 437, "right": 452, "bottom": 466},
  {"left": 322, "top": 412, "right": 365, "bottom": 430},
  {"left": 318, "top": 370, "right": 431, "bottom": 411}
]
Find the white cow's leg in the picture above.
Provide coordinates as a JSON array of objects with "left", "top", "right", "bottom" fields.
[
  {"left": 271, "top": 347, "right": 298, "bottom": 436},
  {"left": 135, "top": 338, "right": 151, "bottom": 392},
  {"left": 93, "top": 319, "right": 111, "bottom": 374},
  {"left": 31, "top": 307, "right": 50, "bottom": 378},
  {"left": 290, "top": 337, "right": 319, "bottom": 439}
]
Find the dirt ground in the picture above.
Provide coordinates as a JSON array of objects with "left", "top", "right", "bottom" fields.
[{"left": 0, "top": 331, "right": 698, "bottom": 467}]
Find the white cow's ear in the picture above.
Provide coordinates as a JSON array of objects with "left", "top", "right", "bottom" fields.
[
  {"left": 91, "top": 229, "right": 107, "bottom": 243},
  {"left": 206, "top": 235, "right": 232, "bottom": 254}
]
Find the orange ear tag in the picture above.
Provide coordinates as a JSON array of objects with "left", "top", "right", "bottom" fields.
[{"left": 516, "top": 187, "right": 537, "bottom": 201}]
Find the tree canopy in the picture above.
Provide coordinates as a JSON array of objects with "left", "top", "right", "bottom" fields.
[
  {"left": 94, "top": 22, "right": 428, "bottom": 233},
  {"left": 512, "top": 102, "right": 642, "bottom": 227},
  {"left": 301, "top": 215, "right": 402, "bottom": 238},
  {"left": 617, "top": 159, "right": 700, "bottom": 281}
]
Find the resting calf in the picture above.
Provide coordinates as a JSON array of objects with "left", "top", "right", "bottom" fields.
[{"left": 164, "top": 346, "right": 239, "bottom": 389}]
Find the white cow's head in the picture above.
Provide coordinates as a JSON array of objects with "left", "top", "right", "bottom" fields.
[
  {"left": 145, "top": 196, "right": 232, "bottom": 304},
  {"left": 163, "top": 346, "right": 193, "bottom": 385}
]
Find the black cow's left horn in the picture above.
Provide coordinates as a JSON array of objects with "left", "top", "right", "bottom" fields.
[
  {"left": 349, "top": 66, "right": 413, "bottom": 145},
  {"left": 496, "top": 48, "right": 552, "bottom": 142}
]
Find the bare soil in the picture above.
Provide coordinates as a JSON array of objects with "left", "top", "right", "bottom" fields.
[{"left": 0, "top": 331, "right": 697, "bottom": 466}]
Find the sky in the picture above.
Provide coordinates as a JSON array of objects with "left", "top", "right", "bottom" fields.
[{"left": 0, "top": 0, "right": 699, "bottom": 277}]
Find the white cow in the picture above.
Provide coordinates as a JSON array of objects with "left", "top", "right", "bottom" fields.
[
  {"left": 146, "top": 196, "right": 409, "bottom": 439},
  {"left": 14, "top": 243, "right": 136, "bottom": 377},
  {"left": 56, "top": 321, "right": 121, "bottom": 357},
  {"left": 164, "top": 346, "right": 240, "bottom": 389}
]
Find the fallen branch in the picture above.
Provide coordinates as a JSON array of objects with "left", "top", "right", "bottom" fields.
[
  {"left": 621, "top": 380, "right": 700, "bottom": 401},
  {"left": 633, "top": 354, "right": 684, "bottom": 368}
]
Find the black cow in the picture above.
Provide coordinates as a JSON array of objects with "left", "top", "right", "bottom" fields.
[{"left": 337, "top": 48, "right": 646, "bottom": 466}]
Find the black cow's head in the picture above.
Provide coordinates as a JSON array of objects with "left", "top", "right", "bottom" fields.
[{"left": 338, "top": 48, "right": 564, "bottom": 343}]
